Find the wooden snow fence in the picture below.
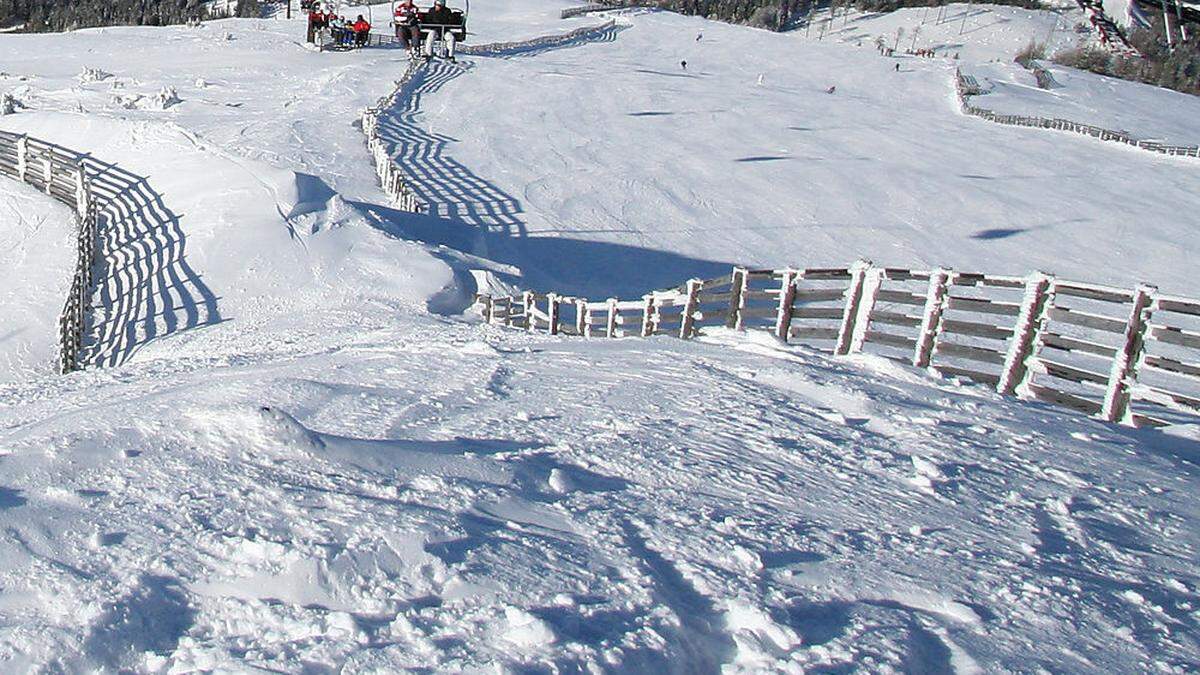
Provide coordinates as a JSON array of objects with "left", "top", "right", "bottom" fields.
[
  {"left": 360, "top": 57, "right": 424, "bottom": 213},
  {"left": 476, "top": 262, "right": 1200, "bottom": 429},
  {"left": 954, "top": 69, "right": 1200, "bottom": 159},
  {"left": 0, "top": 130, "right": 97, "bottom": 374}
]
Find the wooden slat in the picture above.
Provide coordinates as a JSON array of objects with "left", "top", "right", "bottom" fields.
[
  {"left": 792, "top": 288, "right": 846, "bottom": 303},
  {"left": 1026, "top": 384, "right": 1103, "bottom": 414},
  {"left": 792, "top": 307, "right": 846, "bottom": 320},
  {"left": 799, "top": 268, "right": 852, "bottom": 280},
  {"left": 789, "top": 326, "right": 840, "bottom": 340},
  {"left": 875, "top": 289, "right": 925, "bottom": 306},
  {"left": 743, "top": 289, "right": 780, "bottom": 300},
  {"left": 941, "top": 318, "right": 1013, "bottom": 340},
  {"left": 1034, "top": 358, "right": 1108, "bottom": 386},
  {"left": 1132, "top": 384, "right": 1200, "bottom": 414},
  {"left": 1046, "top": 306, "right": 1127, "bottom": 334},
  {"left": 1148, "top": 324, "right": 1200, "bottom": 349},
  {"left": 1052, "top": 281, "right": 1134, "bottom": 304},
  {"left": 1040, "top": 332, "right": 1117, "bottom": 358},
  {"left": 951, "top": 273, "right": 1025, "bottom": 289},
  {"left": 934, "top": 341, "right": 1006, "bottom": 365},
  {"left": 1142, "top": 354, "right": 1200, "bottom": 380},
  {"left": 739, "top": 306, "right": 779, "bottom": 319},
  {"left": 870, "top": 311, "right": 921, "bottom": 328},
  {"left": 945, "top": 296, "right": 1021, "bottom": 317},
  {"left": 697, "top": 292, "right": 733, "bottom": 304},
  {"left": 933, "top": 364, "right": 1001, "bottom": 385},
  {"left": 1154, "top": 296, "right": 1200, "bottom": 317},
  {"left": 864, "top": 330, "right": 917, "bottom": 349},
  {"left": 880, "top": 268, "right": 931, "bottom": 281}
]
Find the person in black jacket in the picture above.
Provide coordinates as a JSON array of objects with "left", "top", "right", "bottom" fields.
[{"left": 421, "top": 0, "right": 458, "bottom": 61}]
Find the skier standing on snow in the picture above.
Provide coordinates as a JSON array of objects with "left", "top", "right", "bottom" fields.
[
  {"left": 422, "top": 0, "right": 458, "bottom": 62},
  {"left": 307, "top": 6, "right": 322, "bottom": 42},
  {"left": 394, "top": 0, "right": 421, "bottom": 54}
]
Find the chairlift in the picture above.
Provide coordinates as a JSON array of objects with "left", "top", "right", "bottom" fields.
[{"left": 391, "top": 0, "right": 468, "bottom": 55}]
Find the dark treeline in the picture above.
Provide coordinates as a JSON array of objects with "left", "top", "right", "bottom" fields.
[{"left": 0, "top": 0, "right": 260, "bottom": 32}]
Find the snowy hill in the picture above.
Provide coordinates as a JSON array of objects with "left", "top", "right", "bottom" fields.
[{"left": 0, "top": 1, "right": 1197, "bottom": 670}]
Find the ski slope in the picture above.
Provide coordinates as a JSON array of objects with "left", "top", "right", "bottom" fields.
[
  {"left": 966, "top": 60, "right": 1200, "bottom": 145},
  {"left": 0, "top": 1, "right": 1196, "bottom": 670},
  {"left": 403, "top": 9, "right": 1200, "bottom": 299}
]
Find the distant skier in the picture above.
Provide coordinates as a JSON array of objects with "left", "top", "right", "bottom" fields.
[
  {"left": 826, "top": 85, "right": 836, "bottom": 94},
  {"left": 681, "top": 59, "right": 687, "bottom": 70},
  {"left": 894, "top": 63, "right": 900, "bottom": 72},
  {"left": 696, "top": 32, "right": 702, "bottom": 41}
]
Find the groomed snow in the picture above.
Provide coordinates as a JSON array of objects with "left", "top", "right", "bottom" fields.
[
  {"left": 0, "top": 178, "right": 73, "bottom": 381},
  {"left": 0, "top": 0, "right": 1196, "bottom": 670}
]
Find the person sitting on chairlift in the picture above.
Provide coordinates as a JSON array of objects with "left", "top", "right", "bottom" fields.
[
  {"left": 394, "top": 0, "right": 421, "bottom": 54},
  {"left": 352, "top": 14, "right": 371, "bottom": 47},
  {"left": 422, "top": 0, "right": 457, "bottom": 62}
]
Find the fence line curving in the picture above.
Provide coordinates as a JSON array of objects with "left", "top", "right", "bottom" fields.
[
  {"left": 0, "top": 131, "right": 97, "bottom": 374},
  {"left": 954, "top": 69, "right": 1200, "bottom": 159},
  {"left": 360, "top": 20, "right": 620, "bottom": 213},
  {"left": 476, "top": 262, "right": 1200, "bottom": 430}
]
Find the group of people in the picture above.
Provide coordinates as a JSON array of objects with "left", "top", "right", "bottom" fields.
[
  {"left": 307, "top": 7, "right": 372, "bottom": 48},
  {"left": 305, "top": 0, "right": 460, "bottom": 59},
  {"left": 392, "top": 0, "right": 461, "bottom": 61}
]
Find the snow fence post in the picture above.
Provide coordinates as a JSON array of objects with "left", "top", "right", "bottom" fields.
[
  {"left": 774, "top": 269, "right": 798, "bottom": 341},
  {"left": 913, "top": 268, "right": 951, "bottom": 368},
  {"left": 835, "top": 259, "right": 872, "bottom": 355},
  {"left": 41, "top": 153, "right": 52, "bottom": 195},
  {"left": 997, "top": 272, "right": 1052, "bottom": 396},
  {"left": 576, "top": 298, "right": 588, "bottom": 337},
  {"left": 1101, "top": 284, "right": 1156, "bottom": 425},
  {"left": 680, "top": 279, "right": 702, "bottom": 339},
  {"left": 522, "top": 291, "right": 535, "bottom": 331},
  {"left": 478, "top": 294, "right": 493, "bottom": 323},
  {"left": 849, "top": 267, "right": 885, "bottom": 354},
  {"left": 640, "top": 295, "right": 656, "bottom": 337},
  {"left": 606, "top": 298, "right": 619, "bottom": 338},
  {"left": 547, "top": 293, "right": 561, "bottom": 335},
  {"left": 728, "top": 267, "right": 748, "bottom": 330},
  {"left": 74, "top": 163, "right": 89, "bottom": 219},
  {"left": 16, "top": 135, "right": 27, "bottom": 182}
]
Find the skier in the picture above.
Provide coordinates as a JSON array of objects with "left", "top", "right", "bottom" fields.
[
  {"left": 394, "top": 0, "right": 421, "bottom": 54},
  {"left": 894, "top": 62, "right": 900, "bottom": 72},
  {"left": 680, "top": 59, "right": 687, "bottom": 70},
  {"left": 696, "top": 32, "right": 702, "bottom": 41},
  {"left": 826, "top": 85, "right": 836, "bottom": 94},
  {"left": 422, "top": 0, "right": 458, "bottom": 62},
  {"left": 352, "top": 14, "right": 371, "bottom": 47}
]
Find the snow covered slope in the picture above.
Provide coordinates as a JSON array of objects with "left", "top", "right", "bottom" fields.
[
  {"left": 0, "top": 179, "right": 73, "bottom": 381},
  {"left": 0, "top": 311, "right": 1196, "bottom": 671},
  {"left": 966, "top": 60, "right": 1200, "bottom": 145},
  {"left": 402, "top": 9, "right": 1200, "bottom": 299},
  {"left": 0, "top": 1, "right": 1196, "bottom": 670}
]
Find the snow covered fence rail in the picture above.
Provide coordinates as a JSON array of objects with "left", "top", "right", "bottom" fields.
[
  {"left": 458, "top": 19, "right": 618, "bottom": 56},
  {"left": 954, "top": 69, "right": 1200, "bottom": 159},
  {"left": 0, "top": 130, "right": 96, "bottom": 374},
  {"left": 361, "top": 58, "right": 423, "bottom": 212},
  {"left": 560, "top": 1, "right": 657, "bottom": 19},
  {"left": 477, "top": 262, "right": 1200, "bottom": 429}
]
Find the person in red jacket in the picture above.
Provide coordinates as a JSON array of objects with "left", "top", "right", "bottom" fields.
[
  {"left": 393, "top": 0, "right": 421, "bottom": 53},
  {"left": 307, "top": 6, "right": 322, "bottom": 42},
  {"left": 352, "top": 14, "right": 371, "bottom": 47}
]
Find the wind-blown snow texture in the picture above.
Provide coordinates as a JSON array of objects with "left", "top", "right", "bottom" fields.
[{"left": 0, "top": 1, "right": 1197, "bottom": 671}]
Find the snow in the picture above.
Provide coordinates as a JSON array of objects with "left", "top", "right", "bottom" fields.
[
  {"left": 965, "top": 60, "right": 1200, "bottom": 145},
  {"left": 0, "top": 0, "right": 1196, "bottom": 670}
]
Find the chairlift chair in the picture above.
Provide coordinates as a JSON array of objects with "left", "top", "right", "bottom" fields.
[{"left": 392, "top": 0, "right": 468, "bottom": 57}]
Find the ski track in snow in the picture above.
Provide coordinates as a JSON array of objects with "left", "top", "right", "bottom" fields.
[{"left": 0, "top": 1, "right": 1195, "bottom": 670}]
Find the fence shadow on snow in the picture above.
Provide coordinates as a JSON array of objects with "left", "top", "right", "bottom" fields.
[{"left": 81, "top": 156, "right": 222, "bottom": 368}]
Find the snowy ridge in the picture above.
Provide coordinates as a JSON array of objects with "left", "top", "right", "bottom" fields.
[
  {"left": 479, "top": 261, "right": 1200, "bottom": 430},
  {"left": 955, "top": 69, "right": 1200, "bottom": 157}
]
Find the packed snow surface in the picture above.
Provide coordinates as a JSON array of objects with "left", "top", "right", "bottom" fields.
[{"left": 0, "top": 0, "right": 1196, "bottom": 670}]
